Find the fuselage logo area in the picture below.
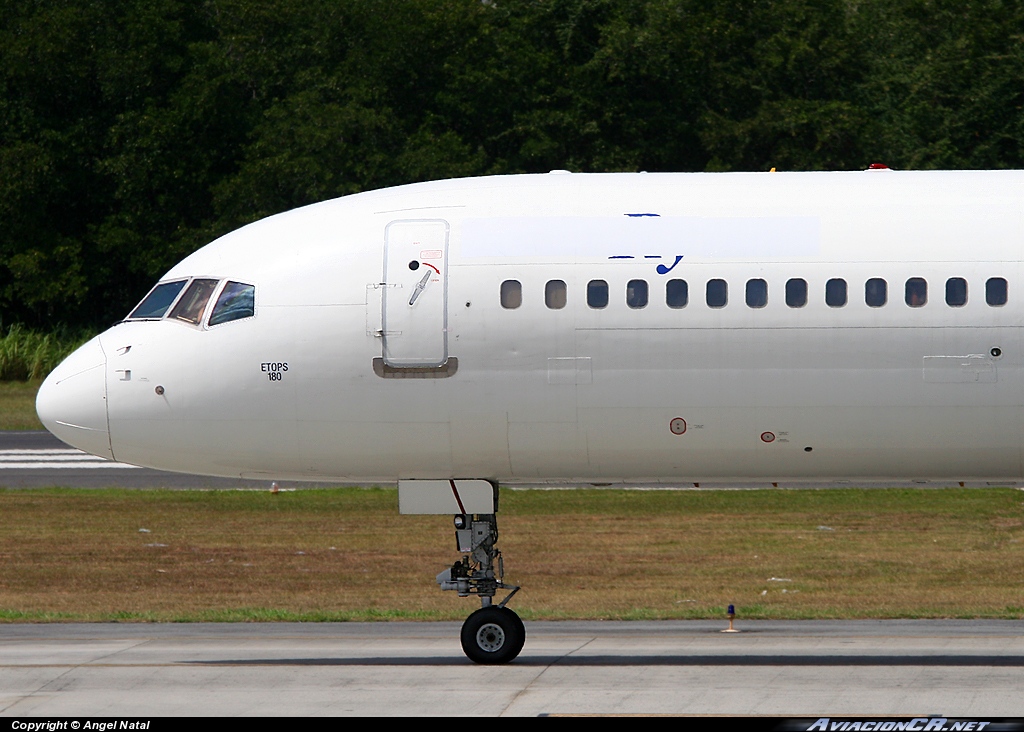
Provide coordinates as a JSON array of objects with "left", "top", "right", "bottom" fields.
[
  {"left": 608, "top": 254, "right": 684, "bottom": 275},
  {"left": 261, "top": 362, "right": 289, "bottom": 382}
]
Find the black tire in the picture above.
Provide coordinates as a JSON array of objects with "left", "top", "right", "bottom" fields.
[
  {"left": 460, "top": 606, "right": 526, "bottom": 664},
  {"left": 505, "top": 606, "right": 526, "bottom": 643}
]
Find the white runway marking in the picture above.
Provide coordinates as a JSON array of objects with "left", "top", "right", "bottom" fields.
[{"left": 0, "top": 448, "right": 141, "bottom": 469}]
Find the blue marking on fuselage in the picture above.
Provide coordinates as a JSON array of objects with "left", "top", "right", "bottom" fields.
[
  {"left": 608, "top": 253, "right": 684, "bottom": 273},
  {"left": 656, "top": 255, "right": 685, "bottom": 274},
  {"left": 624, "top": 213, "right": 661, "bottom": 217}
]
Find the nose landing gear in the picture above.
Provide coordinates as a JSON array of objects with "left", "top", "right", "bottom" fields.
[
  {"left": 398, "top": 479, "right": 523, "bottom": 664},
  {"left": 436, "top": 512, "right": 524, "bottom": 664}
]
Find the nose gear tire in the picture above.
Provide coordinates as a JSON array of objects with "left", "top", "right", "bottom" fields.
[{"left": 460, "top": 607, "right": 525, "bottom": 664}]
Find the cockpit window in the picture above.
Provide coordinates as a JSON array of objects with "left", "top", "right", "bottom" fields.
[
  {"left": 168, "top": 278, "right": 219, "bottom": 324},
  {"left": 128, "top": 280, "right": 188, "bottom": 320},
  {"left": 209, "top": 281, "right": 256, "bottom": 325}
]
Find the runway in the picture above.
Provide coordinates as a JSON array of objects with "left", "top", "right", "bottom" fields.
[{"left": 1, "top": 620, "right": 1023, "bottom": 716}]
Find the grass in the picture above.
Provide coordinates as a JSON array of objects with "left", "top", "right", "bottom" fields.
[
  {"left": 0, "top": 324, "right": 91, "bottom": 382},
  {"left": 0, "top": 380, "right": 43, "bottom": 430},
  {"left": 0, "top": 486, "right": 1022, "bottom": 622},
  {"left": 0, "top": 324, "right": 93, "bottom": 430}
]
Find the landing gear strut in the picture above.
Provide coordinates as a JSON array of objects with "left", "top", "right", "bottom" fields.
[{"left": 436, "top": 512, "right": 524, "bottom": 663}]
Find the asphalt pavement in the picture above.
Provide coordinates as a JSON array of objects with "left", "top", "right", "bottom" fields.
[{"left": 2, "top": 620, "right": 1023, "bottom": 716}]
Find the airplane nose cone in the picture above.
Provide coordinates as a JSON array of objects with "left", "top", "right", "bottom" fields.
[{"left": 35, "top": 335, "right": 113, "bottom": 460}]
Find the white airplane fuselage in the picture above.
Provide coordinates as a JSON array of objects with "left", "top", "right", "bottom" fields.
[{"left": 37, "top": 170, "right": 1024, "bottom": 484}]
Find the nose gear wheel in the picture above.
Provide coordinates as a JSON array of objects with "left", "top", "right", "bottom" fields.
[{"left": 461, "top": 607, "right": 526, "bottom": 664}]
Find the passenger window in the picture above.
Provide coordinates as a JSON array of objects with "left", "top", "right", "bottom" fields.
[
  {"left": 626, "top": 279, "right": 648, "bottom": 309},
  {"left": 786, "top": 278, "right": 807, "bottom": 308},
  {"left": 987, "top": 277, "right": 1007, "bottom": 306},
  {"left": 905, "top": 278, "right": 927, "bottom": 307},
  {"left": 546, "top": 280, "right": 567, "bottom": 309},
  {"left": 706, "top": 279, "right": 728, "bottom": 308},
  {"left": 168, "top": 278, "right": 219, "bottom": 324},
  {"left": 500, "top": 280, "right": 522, "bottom": 309},
  {"left": 865, "top": 278, "right": 887, "bottom": 308},
  {"left": 128, "top": 280, "right": 188, "bottom": 320},
  {"left": 587, "top": 280, "right": 608, "bottom": 309},
  {"left": 666, "top": 279, "right": 688, "bottom": 309},
  {"left": 209, "top": 282, "right": 255, "bottom": 326},
  {"left": 945, "top": 278, "right": 967, "bottom": 307},
  {"left": 825, "top": 278, "right": 847, "bottom": 307},
  {"left": 745, "top": 279, "right": 767, "bottom": 308}
]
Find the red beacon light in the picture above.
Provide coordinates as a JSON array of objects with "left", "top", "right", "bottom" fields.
[{"left": 866, "top": 163, "right": 891, "bottom": 171}]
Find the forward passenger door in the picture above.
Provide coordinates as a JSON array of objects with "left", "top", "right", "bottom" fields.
[{"left": 381, "top": 220, "right": 449, "bottom": 367}]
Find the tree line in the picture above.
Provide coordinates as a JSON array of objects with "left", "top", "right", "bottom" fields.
[{"left": 2, "top": 0, "right": 1023, "bottom": 331}]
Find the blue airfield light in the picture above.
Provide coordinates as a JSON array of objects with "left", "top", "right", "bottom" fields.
[{"left": 723, "top": 604, "right": 739, "bottom": 632}]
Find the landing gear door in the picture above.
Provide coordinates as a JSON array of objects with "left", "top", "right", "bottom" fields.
[{"left": 382, "top": 220, "right": 449, "bottom": 367}]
